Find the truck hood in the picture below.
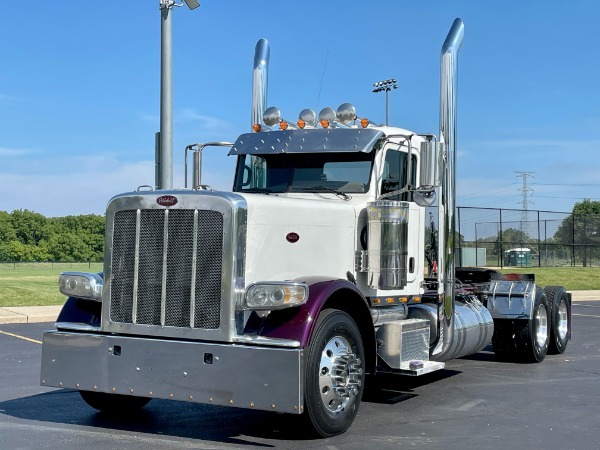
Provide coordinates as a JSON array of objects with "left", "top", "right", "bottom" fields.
[{"left": 240, "top": 194, "right": 357, "bottom": 284}]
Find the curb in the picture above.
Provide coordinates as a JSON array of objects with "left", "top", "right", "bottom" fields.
[{"left": 0, "top": 306, "right": 63, "bottom": 325}]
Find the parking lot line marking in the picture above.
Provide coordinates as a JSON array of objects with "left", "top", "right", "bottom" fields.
[
  {"left": 0, "top": 329, "right": 42, "bottom": 344},
  {"left": 572, "top": 313, "right": 600, "bottom": 318}
]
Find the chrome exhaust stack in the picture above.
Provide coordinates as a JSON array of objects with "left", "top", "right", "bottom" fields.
[
  {"left": 251, "top": 38, "right": 270, "bottom": 130},
  {"left": 434, "top": 18, "right": 464, "bottom": 361}
]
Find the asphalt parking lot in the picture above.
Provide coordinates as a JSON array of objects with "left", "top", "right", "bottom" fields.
[{"left": 1, "top": 301, "right": 599, "bottom": 450}]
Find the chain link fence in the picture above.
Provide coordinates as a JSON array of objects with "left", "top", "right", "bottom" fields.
[{"left": 426, "top": 206, "right": 600, "bottom": 268}]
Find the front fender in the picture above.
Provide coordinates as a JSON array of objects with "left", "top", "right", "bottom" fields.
[
  {"left": 55, "top": 272, "right": 103, "bottom": 328},
  {"left": 244, "top": 276, "right": 376, "bottom": 372},
  {"left": 55, "top": 297, "right": 101, "bottom": 328}
]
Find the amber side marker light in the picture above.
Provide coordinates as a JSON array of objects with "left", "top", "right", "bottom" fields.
[
  {"left": 320, "top": 119, "right": 330, "bottom": 128},
  {"left": 279, "top": 121, "right": 289, "bottom": 130},
  {"left": 297, "top": 119, "right": 306, "bottom": 129},
  {"left": 360, "top": 118, "right": 369, "bottom": 128},
  {"left": 252, "top": 123, "right": 262, "bottom": 132}
]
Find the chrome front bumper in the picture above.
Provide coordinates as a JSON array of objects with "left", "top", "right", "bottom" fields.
[{"left": 41, "top": 331, "right": 304, "bottom": 414}]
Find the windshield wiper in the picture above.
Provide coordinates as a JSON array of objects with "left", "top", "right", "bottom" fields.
[
  {"left": 290, "top": 186, "right": 351, "bottom": 201},
  {"left": 241, "top": 187, "right": 273, "bottom": 195}
]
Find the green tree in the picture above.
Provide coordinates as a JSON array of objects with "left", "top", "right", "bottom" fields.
[
  {"left": 0, "top": 210, "right": 105, "bottom": 262},
  {"left": 47, "top": 233, "right": 93, "bottom": 261},
  {"left": 50, "top": 214, "right": 105, "bottom": 261},
  {"left": 493, "top": 227, "right": 533, "bottom": 255},
  {"left": 10, "top": 210, "right": 50, "bottom": 245},
  {"left": 554, "top": 199, "right": 600, "bottom": 266},
  {"left": 6, "top": 240, "right": 51, "bottom": 261},
  {"left": 0, "top": 211, "right": 17, "bottom": 242}
]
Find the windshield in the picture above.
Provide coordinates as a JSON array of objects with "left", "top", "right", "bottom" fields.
[{"left": 233, "top": 152, "right": 374, "bottom": 194}]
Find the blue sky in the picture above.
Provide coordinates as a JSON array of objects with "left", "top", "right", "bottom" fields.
[{"left": 1, "top": 1, "right": 599, "bottom": 217}]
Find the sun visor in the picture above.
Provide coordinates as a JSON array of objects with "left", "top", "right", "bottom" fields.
[{"left": 228, "top": 128, "right": 383, "bottom": 155}]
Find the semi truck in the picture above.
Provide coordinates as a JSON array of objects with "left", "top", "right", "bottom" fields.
[{"left": 40, "top": 18, "right": 572, "bottom": 437}]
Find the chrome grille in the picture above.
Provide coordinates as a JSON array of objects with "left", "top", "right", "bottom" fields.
[{"left": 110, "top": 209, "right": 223, "bottom": 329}]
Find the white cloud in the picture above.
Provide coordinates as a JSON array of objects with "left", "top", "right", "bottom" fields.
[
  {"left": 176, "top": 108, "right": 233, "bottom": 133},
  {"left": 0, "top": 159, "right": 156, "bottom": 217},
  {"left": 468, "top": 138, "right": 600, "bottom": 151},
  {"left": 138, "top": 108, "right": 234, "bottom": 136},
  {"left": 0, "top": 148, "right": 237, "bottom": 217},
  {"left": 137, "top": 111, "right": 158, "bottom": 123},
  {"left": 0, "top": 146, "right": 36, "bottom": 156},
  {"left": 0, "top": 94, "right": 19, "bottom": 103}
]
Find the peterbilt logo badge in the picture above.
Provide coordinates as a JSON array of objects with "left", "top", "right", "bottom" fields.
[
  {"left": 157, "top": 195, "right": 178, "bottom": 207},
  {"left": 286, "top": 232, "right": 300, "bottom": 243}
]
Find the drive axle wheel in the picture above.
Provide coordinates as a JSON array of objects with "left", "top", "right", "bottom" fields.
[
  {"left": 303, "top": 309, "right": 365, "bottom": 437},
  {"left": 79, "top": 391, "right": 151, "bottom": 414},
  {"left": 516, "top": 287, "right": 550, "bottom": 363},
  {"left": 493, "top": 287, "right": 550, "bottom": 363},
  {"left": 545, "top": 286, "right": 570, "bottom": 354}
]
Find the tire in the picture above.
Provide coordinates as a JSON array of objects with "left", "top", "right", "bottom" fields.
[
  {"left": 303, "top": 309, "right": 365, "bottom": 437},
  {"left": 515, "top": 286, "right": 550, "bottom": 363},
  {"left": 545, "top": 286, "right": 570, "bottom": 354},
  {"left": 492, "top": 287, "right": 550, "bottom": 363},
  {"left": 79, "top": 391, "right": 151, "bottom": 414}
]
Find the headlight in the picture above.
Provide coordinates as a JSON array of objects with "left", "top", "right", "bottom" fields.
[
  {"left": 58, "top": 272, "right": 103, "bottom": 302},
  {"left": 244, "top": 282, "right": 308, "bottom": 310}
]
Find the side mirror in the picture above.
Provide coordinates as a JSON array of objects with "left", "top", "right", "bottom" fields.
[
  {"left": 414, "top": 188, "right": 436, "bottom": 207},
  {"left": 419, "top": 140, "right": 442, "bottom": 188}
]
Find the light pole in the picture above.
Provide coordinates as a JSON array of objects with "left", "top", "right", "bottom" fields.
[
  {"left": 157, "top": 0, "right": 200, "bottom": 190},
  {"left": 372, "top": 79, "right": 397, "bottom": 126}
]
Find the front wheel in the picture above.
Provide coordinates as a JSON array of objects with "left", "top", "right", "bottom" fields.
[
  {"left": 79, "top": 391, "right": 151, "bottom": 414},
  {"left": 303, "top": 309, "right": 365, "bottom": 437}
]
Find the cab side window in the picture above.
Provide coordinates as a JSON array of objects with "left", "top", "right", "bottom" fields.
[{"left": 381, "top": 149, "right": 417, "bottom": 201}]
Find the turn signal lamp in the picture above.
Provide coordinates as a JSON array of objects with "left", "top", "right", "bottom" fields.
[
  {"left": 244, "top": 282, "right": 309, "bottom": 310},
  {"left": 252, "top": 123, "right": 262, "bottom": 132},
  {"left": 59, "top": 272, "right": 103, "bottom": 302}
]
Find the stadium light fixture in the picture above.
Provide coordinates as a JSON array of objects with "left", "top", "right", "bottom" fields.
[
  {"left": 372, "top": 78, "right": 398, "bottom": 126},
  {"left": 183, "top": 0, "right": 200, "bottom": 10}
]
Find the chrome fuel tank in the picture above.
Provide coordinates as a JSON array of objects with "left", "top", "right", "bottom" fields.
[{"left": 407, "top": 295, "right": 493, "bottom": 361}]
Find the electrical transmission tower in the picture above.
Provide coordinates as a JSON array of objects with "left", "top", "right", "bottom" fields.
[{"left": 515, "top": 171, "right": 535, "bottom": 237}]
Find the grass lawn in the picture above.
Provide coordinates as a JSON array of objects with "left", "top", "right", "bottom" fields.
[
  {"left": 498, "top": 266, "right": 600, "bottom": 291},
  {"left": 1, "top": 262, "right": 598, "bottom": 308},
  {"left": 0, "top": 262, "right": 103, "bottom": 307}
]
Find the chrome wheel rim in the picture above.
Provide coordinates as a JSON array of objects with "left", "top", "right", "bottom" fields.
[
  {"left": 557, "top": 300, "right": 568, "bottom": 340},
  {"left": 535, "top": 303, "right": 548, "bottom": 348},
  {"left": 318, "top": 336, "right": 362, "bottom": 413}
]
